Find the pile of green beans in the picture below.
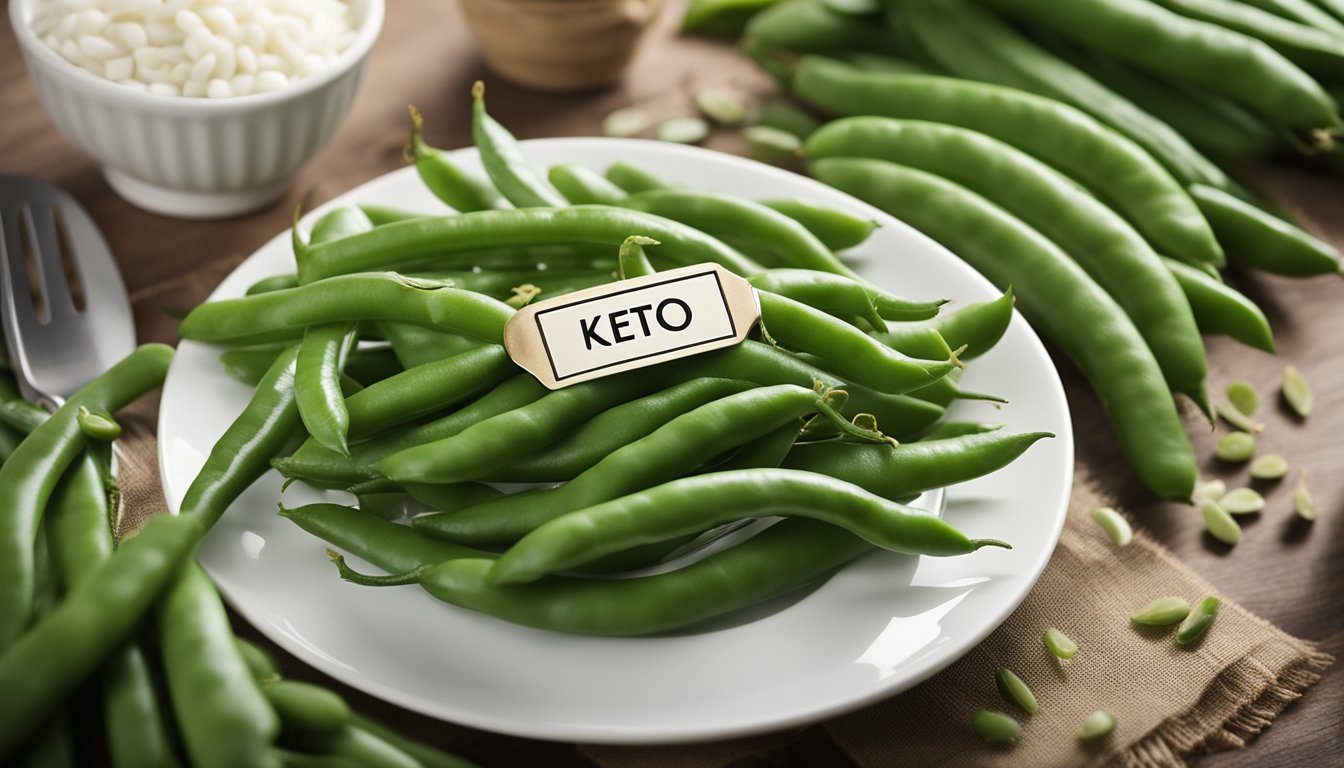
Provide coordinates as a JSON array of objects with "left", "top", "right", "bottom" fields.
[
  {"left": 0, "top": 358, "right": 479, "bottom": 765},
  {"left": 167, "top": 84, "right": 1055, "bottom": 638},
  {"left": 682, "top": 0, "right": 1344, "bottom": 497}
]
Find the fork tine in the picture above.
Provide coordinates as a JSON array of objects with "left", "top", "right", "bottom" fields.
[
  {"left": 0, "top": 206, "right": 40, "bottom": 332},
  {"left": 27, "top": 205, "right": 76, "bottom": 319},
  {"left": 54, "top": 193, "right": 126, "bottom": 316}
]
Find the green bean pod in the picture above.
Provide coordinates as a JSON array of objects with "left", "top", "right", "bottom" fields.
[
  {"left": 281, "top": 504, "right": 486, "bottom": 573},
  {"left": 179, "top": 273, "right": 515, "bottom": 347},
  {"left": 408, "top": 106, "right": 507, "bottom": 213},
  {"left": 308, "top": 208, "right": 374, "bottom": 246},
  {"left": 291, "top": 726, "right": 420, "bottom": 768},
  {"left": 758, "top": 197, "right": 878, "bottom": 250},
  {"left": 916, "top": 421, "right": 1005, "bottom": 441},
  {"left": 412, "top": 384, "right": 879, "bottom": 544},
  {"left": 296, "top": 207, "right": 763, "bottom": 283},
  {"left": 683, "top": 0, "right": 783, "bottom": 36},
  {"left": 1162, "top": 258, "right": 1276, "bottom": 352},
  {"left": 471, "top": 82, "right": 568, "bottom": 208},
  {"left": 360, "top": 205, "right": 425, "bottom": 226},
  {"left": 873, "top": 288, "right": 1014, "bottom": 362},
  {"left": 378, "top": 323, "right": 484, "bottom": 369},
  {"left": 334, "top": 518, "right": 873, "bottom": 636},
  {"left": 894, "top": 0, "right": 1233, "bottom": 190},
  {"left": 547, "top": 164, "right": 626, "bottom": 205},
  {"left": 744, "top": 0, "right": 903, "bottom": 80},
  {"left": 492, "top": 378, "right": 756, "bottom": 483},
  {"left": 0, "top": 343, "right": 173, "bottom": 649},
  {"left": 296, "top": 323, "right": 358, "bottom": 455},
  {"left": 783, "top": 430, "right": 1052, "bottom": 500},
  {"left": 1150, "top": 0, "right": 1344, "bottom": 83},
  {"left": 248, "top": 274, "right": 302, "bottom": 296},
  {"left": 489, "top": 469, "right": 1008, "bottom": 584},
  {"left": 812, "top": 157, "right": 1195, "bottom": 501},
  {"left": 158, "top": 564, "right": 279, "bottom": 768},
  {"left": 604, "top": 161, "right": 678, "bottom": 194},
  {"left": 617, "top": 235, "right": 658, "bottom": 279},
  {"left": 262, "top": 679, "right": 351, "bottom": 736},
  {"left": 751, "top": 268, "right": 947, "bottom": 326},
  {"left": 347, "top": 715, "right": 480, "bottom": 768},
  {"left": 616, "top": 189, "right": 859, "bottom": 276},
  {"left": 806, "top": 117, "right": 1210, "bottom": 412},
  {"left": 1246, "top": 0, "right": 1344, "bottom": 35},
  {"left": 401, "top": 482, "right": 506, "bottom": 513},
  {"left": 977, "top": 0, "right": 1341, "bottom": 134},
  {"left": 1189, "top": 184, "right": 1342, "bottom": 276},
  {"left": 791, "top": 55, "right": 1224, "bottom": 267},
  {"left": 342, "top": 345, "right": 516, "bottom": 440}
]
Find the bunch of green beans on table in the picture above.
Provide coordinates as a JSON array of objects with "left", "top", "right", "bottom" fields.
[
  {"left": 0, "top": 358, "right": 479, "bottom": 766},
  {"left": 156, "top": 84, "right": 1056, "bottom": 639}
]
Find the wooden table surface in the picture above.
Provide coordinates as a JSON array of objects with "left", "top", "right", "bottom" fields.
[{"left": 2, "top": 1, "right": 1340, "bottom": 765}]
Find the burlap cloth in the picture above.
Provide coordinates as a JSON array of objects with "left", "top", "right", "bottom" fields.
[{"left": 121, "top": 262, "right": 1331, "bottom": 768}]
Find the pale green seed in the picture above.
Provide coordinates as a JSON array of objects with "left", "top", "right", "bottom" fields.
[
  {"left": 1282, "top": 365, "right": 1312, "bottom": 418},
  {"left": 602, "top": 107, "right": 651, "bottom": 138},
  {"left": 1132, "top": 596, "right": 1191, "bottom": 626},
  {"left": 1215, "top": 399, "right": 1263, "bottom": 433},
  {"left": 743, "top": 125, "right": 802, "bottom": 164},
  {"left": 657, "top": 117, "right": 710, "bottom": 145},
  {"left": 1202, "top": 501, "right": 1242, "bottom": 545},
  {"left": 1250, "top": 453, "right": 1288, "bottom": 481},
  {"left": 971, "top": 709, "right": 1020, "bottom": 744},
  {"left": 76, "top": 405, "right": 122, "bottom": 441},
  {"left": 1219, "top": 488, "right": 1264, "bottom": 515},
  {"left": 995, "top": 668, "right": 1038, "bottom": 714},
  {"left": 1215, "top": 432, "right": 1256, "bottom": 462},
  {"left": 1194, "top": 478, "right": 1226, "bottom": 504},
  {"left": 1089, "top": 506, "right": 1132, "bottom": 547},
  {"left": 1043, "top": 627, "right": 1078, "bottom": 660},
  {"left": 1294, "top": 471, "right": 1317, "bottom": 522},
  {"left": 694, "top": 87, "right": 747, "bottom": 126},
  {"left": 1176, "top": 597, "right": 1220, "bottom": 646},
  {"left": 1225, "top": 381, "right": 1259, "bottom": 417},
  {"left": 1078, "top": 710, "right": 1117, "bottom": 740}
]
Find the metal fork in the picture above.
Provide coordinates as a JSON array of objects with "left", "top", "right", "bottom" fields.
[{"left": 0, "top": 175, "right": 135, "bottom": 409}]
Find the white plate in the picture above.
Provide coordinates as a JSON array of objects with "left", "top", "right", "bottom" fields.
[{"left": 159, "top": 138, "right": 1073, "bottom": 744}]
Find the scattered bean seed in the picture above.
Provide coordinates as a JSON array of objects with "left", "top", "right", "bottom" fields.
[
  {"left": 76, "top": 405, "right": 122, "bottom": 441},
  {"left": 694, "top": 87, "right": 747, "bottom": 126},
  {"left": 1078, "top": 710, "right": 1117, "bottom": 740},
  {"left": 995, "top": 668, "right": 1038, "bottom": 714},
  {"left": 1176, "top": 597, "right": 1219, "bottom": 646},
  {"left": 1089, "top": 506, "right": 1132, "bottom": 547},
  {"left": 744, "top": 125, "right": 802, "bottom": 163},
  {"left": 1219, "top": 488, "right": 1264, "bottom": 515},
  {"left": 1043, "top": 627, "right": 1078, "bottom": 660},
  {"left": 1202, "top": 501, "right": 1242, "bottom": 546},
  {"left": 1250, "top": 454, "right": 1288, "bottom": 481},
  {"left": 603, "top": 107, "right": 652, "bottom": 138},
  {"left": 657, "top": 117, "right": 710, "bottom": 145},
  {"left": 1282, "top": 365, "right": 1312, "bottom": 418},
  {"left": 1294, "top": 471, "right": 1317, "bottom": 521},
  {"left": 1131, "top": 596, "right": 1191, "bottom": 626},
  {"left": 1215, "top": 399, "right": 1263, "bottom": 433},
  {"left": 972, "top": 708, "right": 1020, "bottom": 744},
  {"left": 1194, "top": 478, "right": 1226, "bottom": 503},
  {"left": 1225, "top": 381, "right": 1259, "bottom": 417},
  {"left": 1215, "top": 432, "right": 1255, "bottom": 462}
]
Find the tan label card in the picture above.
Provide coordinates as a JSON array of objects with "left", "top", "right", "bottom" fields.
[{"left": 504, "top": 263, "right": 761, "bottom": 389}]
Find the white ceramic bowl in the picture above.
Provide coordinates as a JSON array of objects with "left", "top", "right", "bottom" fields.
[{"left": 9, "top": 0, "right": 384, "bottom": 219}]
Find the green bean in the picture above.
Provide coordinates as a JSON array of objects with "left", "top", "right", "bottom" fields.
[
  {"left": 547, "top": 164, "right": 626, "bottom": 205},
  {"left": 493, "top": 378, "right": 755, "bottom": 483},
  {"left": 1151, "top": 0, "right": 1344, "bottom": 83},
  {"left": 179, "top": 273, "right": 515, "bottom": 347},
  {"left": 472, "top": 82, "right": 568, "bottom": 208},
  {"left": 683, "top": 0, "right": 783, "bottom": 36},
  {"left": 334, "top": 517, "right": 874, "bottom": 636},
  {"left": 0, "top": 343, "right": 173, "bottom": 649},
  {"left": 744, "top": 0, "right": 902, "bottom": 74},
  {"left": 348, "top": 715, "right": 480, "bottom": 768},
  {"left": 360, "top": 205, "right": 426, "bottom": 226},
  {"left": 782, "top": 430, "right": 1051, "bottom": 501},
  {"left": 248, "top": 274, "right": 302, "bottom": 296},
  {"left": 262, "top": 679, "right": 350, "bottom": 736},
  {"left": 296, "top": 323, "right": 358, "bottom": 455},
  {"left": 1311, "top": 0, "right": 1344, "bottom": 24},
  {"left": 872, "top": 288, "right": 1014, "bottom": 362},
  {"left": 309, "top": 207, "right": 375, "bottom": 246},
  {"left": 758, "top": 198, "right": 878, "bottom": 250},
  {"left": 605, "top": 161, "right": 678, "bottom": 194},
  {"left": 894, "top": 0, "right": 1234, "bottom": 191},
  {"left": 791, "top": 56, "right": 1224, "bottom": 267},
  {"left": 281, "top": 504, "right": 486, "bottom": 573},
  {"left": 408, "top": 106, "right": 507, "bottom": 213},
  {"left": 713, "top": 419, "right": 802, "bottom": 471},
  {"left": 158, "top": 563, "right": 279, "bottom": 768},
  {"left": 915, "top": 421, "right": 1003, "bottom": 441},
  {"left": 1162, "top": 258, "right": 1276, "bottom": 353},
  {"left": 489, "top": 469, "right": 1007, "bottom": 584},
  {"left": 343, "top": 345, "right": 516, "bottom": 440},
  {"left": 752, "top": 268, "right": 946, "bottom": 326},
  {"left": 979, "top": 0, "right": 1341, "bottom": 134},
  {"left": 291, "top": 726, "right": 419, "bottom": 768},
  {"left": 752, "top": 99, "right": 822, "bottom": 140},
  {"left": 377, "top": 323, "right": 484, "bottom": 369},
  {"left": 297, "top": 207, "right": 763, "bottom": 283},
  {"left": 616, "top": 189, "right": 857, "bottom": 275},
  {"left": 401, "top": 482, "right": 506, "bottom": 513},
  {"left": 617, "top": 234, "right": 658, "bottom": 279},
  {"left": 807, "top": 118, "right": 1210, "bottom": 411},
  {"left": 273, "top": 750, "right": 361, "bottom": 768},
  {"left": 237, "top": 639, "right": 280, "bottom": 680},
  {"left": 1189, "top": 184, "right": 1341, "bottom": 276},
  {"left": 812, "top": 157, "right": 1196, "bottom": 501},
  {"left": 412, "top": 384, "right": 881, "bottom": 545},
  {"left": 1248, "top": 0, "right": 1344, "bottom": 34}
]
